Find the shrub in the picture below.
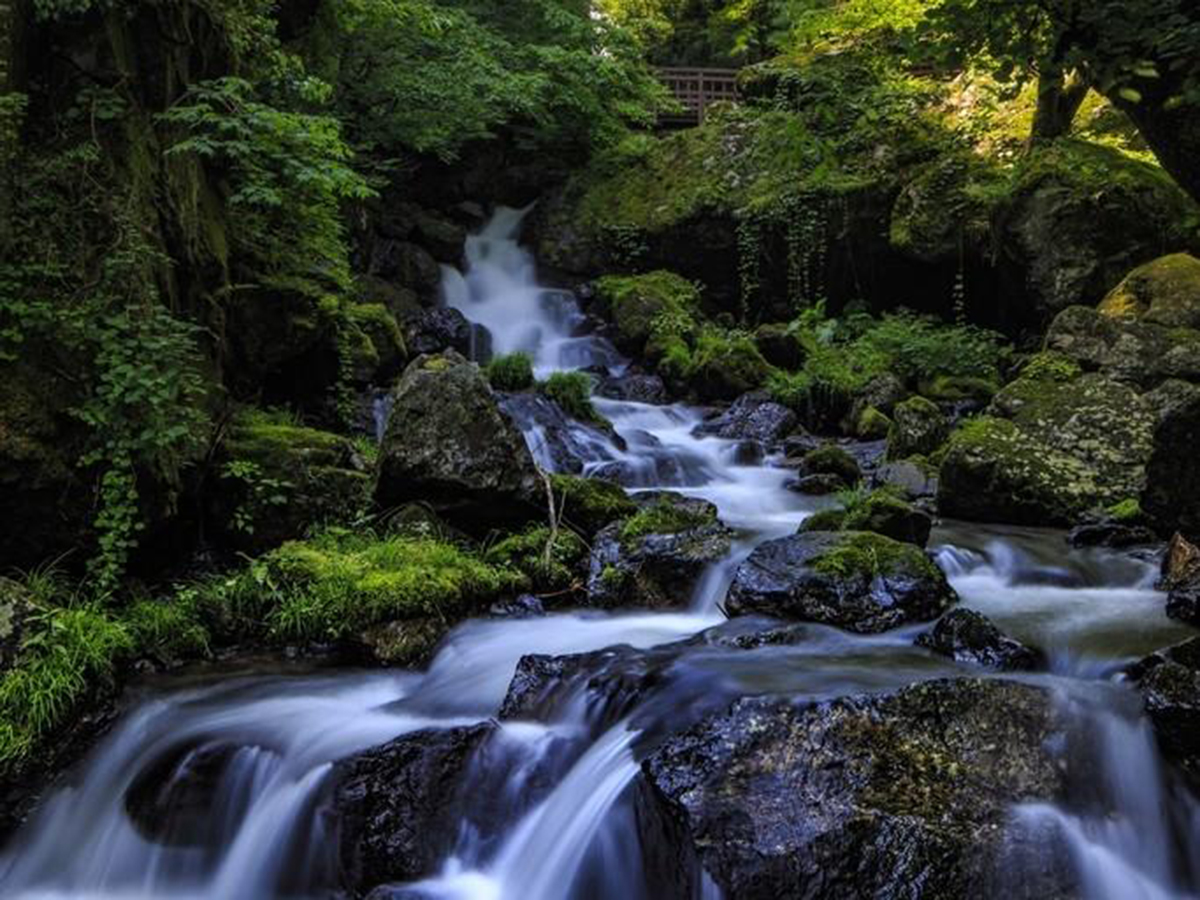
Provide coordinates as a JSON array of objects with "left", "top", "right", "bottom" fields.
[
  {"left": 540, "top": 371, "right": 600, "bottom": 422},
  {"left": 487, "top": 352, "right": 535, "bottom": 392}
]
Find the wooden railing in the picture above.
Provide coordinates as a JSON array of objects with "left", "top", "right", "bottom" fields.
[{"left": 657, "top": 67, "right": 740, "bottom": 125}]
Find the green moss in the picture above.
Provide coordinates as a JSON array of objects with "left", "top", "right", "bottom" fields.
[
  {"left": 486, "top": 352, "right": 535, "bottom": 392},
  {"left": 485, "top": 526, "right": 586, "bottom": 592},
  {"left": 801, "top": 445, "right": 861, "bottom": 484},
  {"left": 1099, "top": 254, "right": 1200, "bottom": 328},
  {"left": 240, "top": 529, "right": 526, "bottom": 643},
  {"left": 123, "top": 596, "right": 211, "bottom": 663},
  {"left": 1107, "top": 498, "right": 1143, "bottom": 522},
  {"left": 1020, "top": 351, "right": 1082, "bottom": 383},
  {"left": 855, "top": 405, "right": 893, "bottom": 439},
  {"left": 345, "top": 302, "right": 406, "bottom": 364},
  {"left": 550, "top": 474, "right": 637, "bottom": 534},
  {"left": 811, "top": 531, "right": 940, "bottom": 581},
  {"left": 918, "top": 375, "right": 998, "bottom": 403},
  {"left": 799, "top": 507, "right": 847, "bottom": 533},
  {"left": 226, "top": 409, "right": 349, "bottom": 467},
  {"left": 595, "top": 271, "right": 700, "bottom": 349},
  {"left": 619, "top": 499, "right": 716, "bottom": 546},
  {"left": 686, "top": 328, "right": 775, "bottom": 401}
]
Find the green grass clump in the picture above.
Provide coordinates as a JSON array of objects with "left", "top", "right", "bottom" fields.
[
  {"left": 485, "top": 526, "right": 586, "bottom": 591},
  {"left": 254, "top": 529, "right": 525, "bottom": 643},
  {"left": 619, "top": 499, "right": 716, "bottom": 546},
  {"left": 486, "top": 352, "right": 535, "bottom": 392},
  {"left": 1107, "top": 498, "right": 1143, "bottom": 522},
  {"left": 0, "top": 605, "right": 133, "bottom": 772},
  {"left": 540, "top": 372, "right": 600, "bottom": 422},
  {"left": 123, "top": 596, "right": 211, "bottom": 663}
]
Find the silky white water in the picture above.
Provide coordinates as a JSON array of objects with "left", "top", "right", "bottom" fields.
[{"left": 3, "top": 207, "right": 1199, "bottom": 900}]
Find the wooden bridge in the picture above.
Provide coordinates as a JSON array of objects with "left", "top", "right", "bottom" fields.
[{"left": 657, "top": 67, "right": 740, "bottom": 126}]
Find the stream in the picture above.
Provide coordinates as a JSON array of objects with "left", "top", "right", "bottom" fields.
[{"left": 2, "top": 208, "right": 1199, "bottom": 900}]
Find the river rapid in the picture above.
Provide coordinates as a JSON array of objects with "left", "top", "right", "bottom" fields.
[{"left": 2, "top": 209, "right": 1198, "bottom": 900}]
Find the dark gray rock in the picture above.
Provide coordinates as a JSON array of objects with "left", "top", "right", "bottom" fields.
[
  {"left": 1067, "top": 521, "right": 1158, "bottom": 549},
  {"left": 887, "top": 395, "right": 950, "bottom": 460},
  {"left": 788, "top": 473, "right": 846, "bottom": 495},
  {"left": 725, "top": 531, "right": 957, "bottom": 633},
  {"left": 639, "top": 679, "right": 1073, "bottom": 900},
  {"left": 369, "top": 240, "right": 441, "bottom": 296},
  {"left": 1129, "top": 637, "right": 1200, "bottom": 784},
  {"left": 401, "top": 307, "right": 478, "bottom": 358},
  {"left": 596, "top": 372, "right": 668, "bottom": 405},
  {"left": 375, "top": 352, "right": 542, "bottom": 532},
  {"left": 1143, "top": 388, "right": 1200, "bottom": 540},
  {"left": 916, "top": 609, "right": 1044, "bottom": 670},
  {"left": 413, "top": 211, "right": 466, "bottom": 264},
  {"left": 872, "top": 460, "right": 939, "bottom": 500},
  {"left": 489, "top": 594, "right": 545, "bottom": 619},
  {"left": 125, "top": 742, "right": 244, "bottom": 847},
  {"left": 335, "top": 724, "right": 494, "bottom": 892},
  {"left": 695, "top": 391, "right": 797, "bottom": 443},
  {"left": 1046, "top": 305, "right": 1200, "bottom": 389}
]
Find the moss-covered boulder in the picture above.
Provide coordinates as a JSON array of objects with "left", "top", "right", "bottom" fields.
[
  {"left": 549, "top": 474, "right": 637, "bottom": 536},
  {"left": 344, "top": 303, "right": 407, "bottom": 384},
  {"left": 797, "top": 444, "right": 861, "bottom": 486},
  {"left": 916, "top": 609, "right": 1043, "bottom": 671},
  {"left": 1098, "top": 253, "right": 1200, "bottom": 330},
  {"left": 938, "top": 365, "right": 1155, "bottom": 526},
  {"left": 725, "top": 531, "right": 957, "bottom": 633},
  {"left": 685, "top": 331, "right": 775, "bottom": 402},
  {"left": 375, "top": 352, "right": 542, "bottom": 532},
  {"left": 639, "top": 679, "right": 1073, "bottom": 900},
  {"left": 212, "top": 411, "right": 371, "bottom": 554},
  {"left": 1046, "top": 305, "right": 1200, "bottom": 389},
  {"left": 593, "top": 271, "right": 699, "bottom": 353},
  {"left": 586, "top": 494, "right": 731, "bottom": 609},
  {"left": 853, "top": 405, "right": 893, "bottom": 440},
  {"left": 753, "top": 322, "right": 805, "bottom": 370},
  {"left": 887, "top": 395, "right": 949, "bottom": 460},
  {"left": 1143, "top": 386, "right": 1200, "bottom": 540},
  {"left": 842, "top": 490, "right": 934, "bottom": 547}
]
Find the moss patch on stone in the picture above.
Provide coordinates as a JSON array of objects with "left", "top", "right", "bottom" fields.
[
  {"left": 550, "top": 474, "right": 637, "bottom": 535},
  {"left": 595, "top": 271, "right": 700, "bottom": 350},
  {"left": 810, "top": 531, "right": 941, "bottom": 581},
  {"left": 619, "top": 499, "right": 717, "bottom": 547}
]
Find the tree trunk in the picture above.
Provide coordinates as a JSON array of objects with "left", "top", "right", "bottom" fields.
[
  {"left": 1030, "top": 67, "right": 1090, "bottom": 143},
  {"left": 1112, "top": 75, "right": 1200, "bottom": 208}
]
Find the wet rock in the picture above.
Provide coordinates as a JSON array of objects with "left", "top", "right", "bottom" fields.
[
  {"left": 335, "top": 724, "right": 495, "bottom": 891},
  {"left": 0, "top": 577, "right": 34, "bottom": 673},
  {"left": 400, "top": 307, "right": 476, "bottom": 358},
  {"left": 500, "top": 645, "right": 669, "bottom": 723},
  {"left": 841, "top": 490, "right": 934, "bottom": 547},
  {"left": 780, "top": 432, "right": 823, "bottom": 463},
  {"left": 725, "top": 531, "right": 957, "bottom": 633},
  {"left": 375, "top": 352, "right": 542, "bottom": 532},
  {"left": 548, "top": 473, "right": 637, "bottom": 536},
  {"left": 412, "top": 211, "right": 467, "bottom": 264},
  {"left": 787, "top": 473, "right": 846, "bottom": 496},
  {"left": 1046, "top": 305, "right": 1200, "bottom": 389},
  {"left": 369, "top": 240, "right": 441, "bottom": 298},
  {"left": 916, "top": 609, "right": 1043, "bottom": 670},
  {"left": 797, "top": 445, "right": 861, "bottom": 485},
  {"left": 871, "top": 459, "right": 939, "bottom": 501},
  {"left": 1129, "top": 638, "right": 1200, "bottom": 784},
  {"left": 490, "top": 594, "right": 545, "bottom": 619},
  {"left": 694, "top": 391, "right": 797, "bottom": 443},
  {"left": 639, "top": 679, "right": 1071, "bottom": 900},
  {"left": 498, "top": 393, "right": 620, "bottom": 475},
  {"left": 1142, "top": 388, "right": 1200, "bottom": 540},
  {"left": 125, "top": 742, "right": 245, "bottom": 847},
  {"left": 887, "top": 395, "right": 949, "bottom": 460},
  {"left": 586, "top": 494, "right": 732, "bottom": 609},
  {"left": 356, "top": 616, "right": 452, "bottom": 666},
  {"left": 596, "top": 372, "right": 668, "bottom": 405},
  {"left": 1067, "top": 521, "right": 1158, "bottom": 549},
  {"left": 1161, "top": 533, "right": 1200, "bottom": 588}
]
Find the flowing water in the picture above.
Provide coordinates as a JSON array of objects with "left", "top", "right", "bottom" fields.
[{"left": 3, "top": 208, "right": 1199, "bottom": 900}]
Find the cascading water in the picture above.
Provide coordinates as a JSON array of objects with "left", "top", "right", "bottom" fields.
[{"left": 3, "top": 207, "right": 1199, "bottom": 900}]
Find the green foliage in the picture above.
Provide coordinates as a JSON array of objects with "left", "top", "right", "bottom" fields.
[
  {"left": 810, "top": 530, "right": 938, "bottom": 579},
  {"left": 122, "top": 596, "right": 211, "bottom": 662},
  {"left": 0, "top": 605, "right": 133, "bottom": 771},
  {"left": 596, "top": 270, "right": 700, "bottom": 348},
  {"left": 224, "top": 528, "right": 527, "bottom": 643},
  {"left": 222, "top": 459, "right": 295, "bottom": 537},
  {"left": 619, "top": 498, "right": 717, "bottom": 545},
  {"left": 1107, "top": 498, "right": 1143, "bottom": 523},
  {"left": 484, "top": 526, "right": 586, "bottom": 591},
  {"left": 487, "top": 352, "right": 536, "bottom": 391},
  {"left": 549, "top": 474, "right": 638, "bottom": 533},
  {"left": 161, "top": 77, "right": 372, "bottom": 297},
  {"left": 540, "top": 371, "right": 601, "bottom": 422}
]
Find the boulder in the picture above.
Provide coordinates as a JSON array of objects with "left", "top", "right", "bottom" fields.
[
  {"left": 586, "top": 494, "right": 732, "bottom": 609},
  {"left": 1098, "top": 253, "right": 1200, "bottom": 330},
  {"left": 916, "top": 609, "right": 1043, "bottom": 670},
  {"left": 887, "top": 396, "right": 949, "bottom": 460},
  {"left": 1142, "top": 388, "right": 1200, "bottom": 540},
  {"left": 1129, "top": 638, "right": 1200, "bottom": 784},
  {"left": 1067, "top": 521, "right": 1158, "bottom": 549},
  {"left": 841, "top": 490, "right": 934, "bottom": 547},
  {"left": 548, "top": 474, "right": 637, "bottom": 537},
  {"left": 0, "top": 577, "right": 34, "bottom": 674},
  {"left": 401, "top": 307, "right": 480, "bottom": 358},
  {"left": 412, "top": 211, "right": 467, "bottom": 264},
  {"left": 797, "top": 445, "right": 861, "bottom": 485},
  {"left": 593, "top": 271, "right": 699, "bottom": 354},
  {"left": 871, "top": 459, "right": 939, "bottom": 501},
  {"left": 335, "top": 724, "right": 495, "bottom": 892},
  {"left": 125, "top": 742, "right": 244, "bottom": 847},
  {"left": 852, "top": 405, "right": 892, "bottom": 440},
  {"left": 596, "top": 372, "right": 668, "bottom": 405},
  {"left": 369, "top": 240, "right": 442, "bottom": 298},
  {"left": 1045, "top": 305, "right": 1200, "bottom": 389},
  {"left": 375, "top": 352, "right": 542, "bottom": 531},
  {"left": 639, "top": 679, "right": 1072, "bottom": 900},
  {"left": 725, "top": 531, "right": 957, "bottom": 633},
  {"left": 939, "top": 370, "right": 1155, "bottom": 526},
  {"left": 788, "top": 473, "right": 847, "bottom": 496},
  {"left": 694, "top": 391, "right": 796, "bottom": 443},
  {"left": 753, "top": 322, "right": 805, "bottom": 370}
]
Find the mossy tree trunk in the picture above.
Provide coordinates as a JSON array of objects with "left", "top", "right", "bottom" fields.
[
  {"left": 1111, "top": 74, "right": 1200, "bottom": 208},
  {"left": 1030, "top": 67, "right": 1090, "bottom": 144}
]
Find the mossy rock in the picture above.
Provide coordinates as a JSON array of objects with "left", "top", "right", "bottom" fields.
[
  {"left": 1047, "top": 305, "right": 1200, "bottom": 388},
  {"left": 593, "top": 271, "right": 699, "bottom": 353},
  {"left": 685, "top": 331, "right": 775, "bottom": 402},
  {"left": 726, "top": 530, "right": 956, "bottom": 633},
  {"left": 1099, "top": 253, "right": 1200, "bottom": 330},
  {"left": 550, "top": 474, "right": 637, "bottom": 536},
  {"left": 799, "top": 445, "right": 862, "bottom": 485},
  {"left": 213, "top": 410, "right": 371, "bottom": 554},
  {"left": 887, "top": 396, "right": 949, "bottom": 460},
  {"left": 345, "top": 303, "right": 407, "bottom": 383},
  {"left": 842, "top": 490, "right": 934, "bottom": 547},
  {"left": 918, "top": 375, "right": 998, "bottom": 405},
  {"left": 854, "top": 405, "right": 893, "bottom": 440},
  {"left": 754, "top": 322, "right": 805, "bottom": 370}
]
